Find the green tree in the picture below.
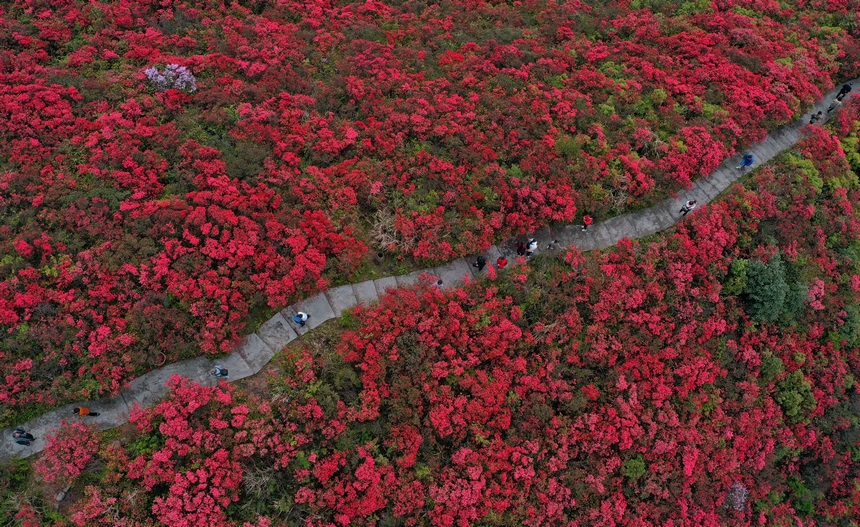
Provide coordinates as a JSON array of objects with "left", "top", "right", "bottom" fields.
[
  {"left": 743, "top": 254, "right": 789, "bottom": 323},
  {"left": 837, "top": 304, "right": 860, "bottom": 346}
]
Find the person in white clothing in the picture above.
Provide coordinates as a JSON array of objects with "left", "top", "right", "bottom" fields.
[
  {"left": 526, "top": 238, "right": 538, "bottom": 258},
  {"left": 680, "top": 200, "right": 698, "bottom": 216}
]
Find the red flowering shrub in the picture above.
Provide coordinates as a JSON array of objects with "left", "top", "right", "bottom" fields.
[
  {"left": 62, "top": 104, "right": 860, "bottom": 525},
  {"left": 33, "top": 420, "right": 100, "bottom": 485},
  {"left": 1, "top": 0, "right": 860, "bottom": 430}
]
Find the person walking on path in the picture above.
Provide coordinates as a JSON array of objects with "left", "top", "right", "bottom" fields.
[
  {"left": 582, "top": 214, "right": 593, "bottom": 232},
  {"left": 496, "top": 256, "right": 508, "bottom": 270},
  {"left": 210, "top": 365, "right": 229, "bottom": 378},
  {"left": 680, "top": 200, "right": 698, "bottom": 216},
  {"left": 837, "top": 83, "right": 852, "bottom": 99},
  {"left": 473, "top": 256, "right": 487, "bottom": 271},
  {"left": 12, "top": 429, "right": 35, "bottom": 446},
  {"left": 736, "top": 153, "right": 754, "bottom": 170},
  {"left": 293, "top": 312, "right": 309, "bottom": 326},
  {"left": 515, "top": 242, "right": 526, "bottom": 257},
  {"left": 809, "top": 111, "right": 823, "bottom": 125},
  {"left": 526, "top": 238, "right": 538, "bottom": 258},
  {"left": 73, "top": 406, "right": 100, "bottom": 417},
  {"left": 434, "top": 279, "right": 444, "bottom": 289},
  {"left": 546, "top": 239, "right": 561, "bottom": 250},
  {"left": 828, "top": 98, "right": 843, "bottom": 114}
]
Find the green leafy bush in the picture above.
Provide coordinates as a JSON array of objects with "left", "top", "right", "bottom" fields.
[
  {"left": 555, "top": 134, "right": 580, "bottom": 158},
  {"left": 759, "top": 352, "right": 785, "bottom": 383},
  {"left": 781, "top": 282, "right": 809, "bottom": 324},
  {"left": 837, "top": 304, "right": 860, "bottom": 346},
  {"left": 743, "top": 254, "right": 789, "bottom": 323},
  {"left": 723, "top": 258, "right": 748, "bottom": 296},
  {"left": 621, "top": 454, "right": 647, "bottom": 481},
  {"left": 775, "top": 370, "right": 817, "bottom": 422}
]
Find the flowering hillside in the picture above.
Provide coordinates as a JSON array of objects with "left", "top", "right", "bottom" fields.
[
  {"left": 10, "top": 102, "right": 859, "bottom": 526},
  {"left": 1, "top": 0, "right": 859, "bottom": 422}
]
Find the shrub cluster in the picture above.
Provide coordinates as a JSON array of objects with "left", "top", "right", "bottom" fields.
[
  {"left": 1, "top": 0, "right": 859, "bottom": 425},
  {"left": 27, "top": 104, "right": 860, "bottom": 526}
]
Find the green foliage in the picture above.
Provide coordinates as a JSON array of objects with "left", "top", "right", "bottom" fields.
[
  {"left": 759, "top": 352, "right": 785, "bottom": 383},
  {"left": 631, "top": 97, "right": 658, "bottom": 120},
  {"left": 775, "top": 370, "right": 817, "bottom": 422},
  {"left": 414, "top": 463, "right": 432, "bottom": 481},
  {"left": 127, "top": 433, "right": 166, "bottom": 458},
  {"left": 598, "top": 102, "right": 617, "bottom": 117},
  {"left": 676, "top": 0, "right": 713, "bottom": 16},
  {"left": 628, "top": 0, "right": 676, "bottom": 14},
  {"left": 621, "top": 454, "right": 646, "bottom": 481},
  {"left": 597, "top": 61, "right": 622, "bottom": 79},
  {"left": 837, "top": 305, "right": 860, "bottom": 346},
  {"left": 339, "top": 310, "right": 361, "bottom": 330},
  {"left": 732, "top": 6, "right": 763, "bottom": 18},
  {"left": 506, "top": 164, "right": 524, "bottom": 179},
  {"left": 1, "top": 402, "right": 52, "bottom": 430},
  {"left": 723, "top": 258, "right": 748, "bottom": 296},
  {"left": 743, "top": 254, "right": 789, "bottom": 323},
  {"left": 700, "top": 101, "right": 726, "bottom": 120},
  {"left": 0, "top": 458, "right": 33, "bottom": 521},
  {"left": 222, "top": 140, "right": 271, "bottom": 181},
  {"left": 787, "top": 154, "right": 823, "bottom": 192},
  {"left": 781, "top": 282, "right": 809, "bottom": 324},
  {"left": 294, "top": 451, "right": 312, "bottom": 470},
  {"left": 545, "top": 73, "right": 568, "bottom": 88},
  {"left": 839, "top": 238, "right": 860, "bottom": 274},
  {"left": 554, "top": 134, "right": 581, "bottom": 159},
  {"left": 786, "top": 475, "right": 817, "bottom": 516},
  {"left": 842, "top": 128, "right": 860, "bottom": 174},
  {"left": 1, "top": 458, "right": 31, "bottom": 493}
]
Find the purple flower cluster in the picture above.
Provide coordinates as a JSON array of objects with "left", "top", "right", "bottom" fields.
[
  {"left": 144, "top": 64, "right": 197, "bottom": 92},
  {"left": 723, "top": 482, "right": 750, "bottom": 511}
]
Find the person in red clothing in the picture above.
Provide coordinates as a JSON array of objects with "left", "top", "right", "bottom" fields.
[
  {"left": 496, "top": 256, "right": 508, "bottom": 270},
  {"left": 73, "top": 406, "right": 100, "bottom": 417},
  {"left": 582, "top": 214, "right": 593, "bottom": 232}
]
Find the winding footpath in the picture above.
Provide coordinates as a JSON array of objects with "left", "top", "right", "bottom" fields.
[{"left": 3, "top": 79, "right": 858, "bottom": 460}]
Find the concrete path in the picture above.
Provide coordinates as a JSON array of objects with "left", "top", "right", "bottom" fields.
[{"left": 2, "top": 79, "right": 856, "bottom": 460}]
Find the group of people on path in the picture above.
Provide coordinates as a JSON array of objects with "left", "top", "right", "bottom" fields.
[
  {"left": 467, "top": 198, "right": 706, "bottom": 273},
  {"left": 810, "top": 83, "right": 852, "bottom": 123},
  {"left": 827, "top": 83, "right": 853, "bottom": 114},
  {"left": 11, "top": 406, "right": 100, "bottom": 447},
  {"left": 12, "top": 82, "right": 855, "bottom": 450},
  {"left": 472, "top": 232, "right": 571, "bottom": 273},
  {"left": 209, "top": 311, "right": 310, "bottom": 379},
  {"left": 471, "top": 253, "right": 514, "bottom": 271}
]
